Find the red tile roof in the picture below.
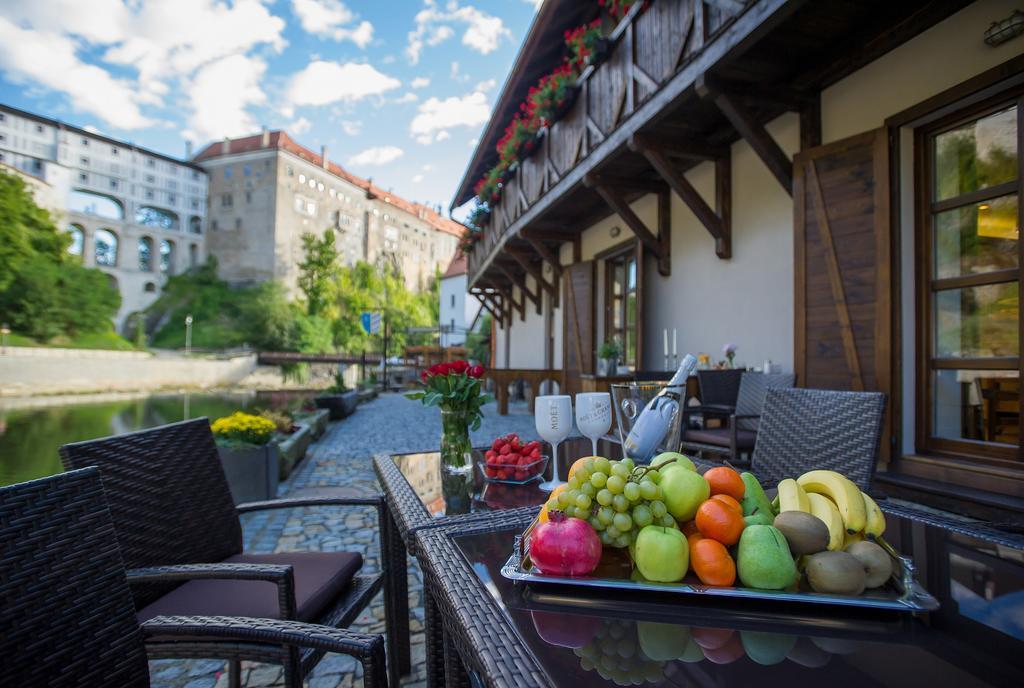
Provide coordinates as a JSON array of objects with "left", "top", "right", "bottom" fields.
[
  {"left": 443, "top": 253, "right": 468, "bottom": 278},
  {"left": 193, "top": 131, "right": 466, "bottom": 238}
]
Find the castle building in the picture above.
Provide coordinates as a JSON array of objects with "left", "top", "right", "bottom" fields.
[
  {"left": 0, "top": 103, "right": 208, "bottom": 329},
  {"left": 193, "top": 130, "right": 462, "bottom": 294}
]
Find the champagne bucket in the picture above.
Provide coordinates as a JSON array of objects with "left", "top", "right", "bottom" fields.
[{"left": 611, "top": 382, "right": 684, "bottom": 463}]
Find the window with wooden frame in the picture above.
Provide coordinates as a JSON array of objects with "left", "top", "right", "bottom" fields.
[
  {"left": 917, "top": 94, "right": 1021, "bottom": 464},
  {"left": 600, "top": 241, "right": 642, "bottom": 372}
]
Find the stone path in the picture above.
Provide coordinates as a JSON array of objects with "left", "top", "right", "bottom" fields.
[{"left": 150, "top": 393, "right": 537, "bottom": 688}]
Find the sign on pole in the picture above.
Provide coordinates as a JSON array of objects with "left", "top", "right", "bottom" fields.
[{"left": 361, "top": 312, "right": 382, "bottom": 335}]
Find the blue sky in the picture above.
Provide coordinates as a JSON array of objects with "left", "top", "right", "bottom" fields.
[{"left": 0, "top": 0, "right": 541, "bottom": 213}]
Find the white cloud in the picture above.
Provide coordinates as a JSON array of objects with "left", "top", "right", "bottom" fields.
[
  {"left": 450, "top": 61, "right": 460, "bottom": 79},
  {"left": 183, "top": 54, "right": 267, "bottom": 142},
  {"left": 423, "top": 164, "right": 434, "bottom": 171},
  {"left": 410, "top": 77, "right": 431, "bottom": 89},
  {"left": 413, "top": 174, "right": 424, "bottom": 183},
  {"left": 0, "top": 17, "right": 154, "bottom": 130},
  {"left": 468, "top": 137, "right": 479, "bottom": 147},
  {"left": 289, "top": 116, "right": 312, "bottom": 134},
  {"left": 407, "top": 1, "right": 511, "bottom": 65},
  {"left": 435, "top": 131, "right": 450, "bottom": 142},
  {"left": 523, "top": 0, "right": 544, "bottom": 8},
  {"left": 410, "top": 90, "right": 490, "bottom": 144},
  {"left": 291, "top": 0, "right": 373, "bottom": 47},
  {"left": 474, "top": 78, "right": 497, "bottom": 92},
  {"left": 348, "top": 145, "right": 404, "bottom": 166},
  {"left": 339, "top": 119, "right": 362, "bottom": 135},
  {"left": 286, "top": 60, "right": 400, "bottom": 107},
  {"left": 394, "top": 92, "right": 419, "bottom": 104}
]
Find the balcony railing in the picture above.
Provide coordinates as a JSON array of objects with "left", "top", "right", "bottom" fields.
[{"left": 467, "top": 0, "right": 746, "bottom": 283}]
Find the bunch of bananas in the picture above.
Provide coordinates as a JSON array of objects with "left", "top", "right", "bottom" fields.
[{"left": 772, "top": 470, "right": 885, "bottom": 551}]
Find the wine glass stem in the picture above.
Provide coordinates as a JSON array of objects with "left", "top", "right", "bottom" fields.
[
  {"left": 591, "top": 437, "right": 598, "bottom": 456},
  {"left": 551, "top": 441, "right": 560, "bottom": 483}
]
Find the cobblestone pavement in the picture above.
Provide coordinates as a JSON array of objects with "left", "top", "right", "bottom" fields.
[{"left": 150, "top": 393, "right": 537, "bottom": 688}]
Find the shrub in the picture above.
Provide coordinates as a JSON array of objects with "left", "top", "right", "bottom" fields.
[
  {"left": 259, "top": 409, "right": 295, "bottom": 434},
  {"left": 210, "top": 412, "right": 276, "bottom": 446}
]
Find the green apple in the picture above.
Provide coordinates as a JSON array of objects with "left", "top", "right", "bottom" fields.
[
  {"left": 678, "top": 636, "right": 705, "bottom": 663},
  {"left": 660, "top": 468, "right": 709, "bottom": 521},
  {"left": 637, "top": 621, "right": 690, "bottom": 661},
  {"left": 634, "top": 525, "right": 689, "bottom": 582},
  {"left": 651, "top": 452, "right": 696, "bottom": 475},
  {"left": 740, "top": 630, "right": 796, "bottom": 666}
]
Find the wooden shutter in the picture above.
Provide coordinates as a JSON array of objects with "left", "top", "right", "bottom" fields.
[
  {"left": 794, "top": 128, "right": 892, "bottom": 458},
  {"left": 563, "top": 261, "right": 596, "bottom": 395}
]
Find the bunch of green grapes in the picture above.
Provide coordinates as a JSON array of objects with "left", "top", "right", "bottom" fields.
[
  {"left": 545, "top": 457, "right": 675, "bottom": 549},
  {"left": 572, "top": 620, "right": 665, "bottom": 685}
]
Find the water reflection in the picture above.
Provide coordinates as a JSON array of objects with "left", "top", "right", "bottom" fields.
[{"left": 0, "top": 391, "right": 312, "bottom": 486}]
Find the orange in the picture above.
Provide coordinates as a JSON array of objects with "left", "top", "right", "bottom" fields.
[
  {"left": 695, "top": 499, "right": 745, "bottom": 546},
  {"left": 690, "top": 538, "right": 736, "bottom": 586},
  {"left": 710, "top": 494, "right": 742, "bottom": 514},
  {"left": 704, "top": 466, "right": 745, "bottom": 501},
  {"left": 538, "top": 484, "right": 567, "bottom": 524}
]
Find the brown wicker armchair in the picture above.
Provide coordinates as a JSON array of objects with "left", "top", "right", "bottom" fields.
[
  {"left": 0, "top": 467, "right": 388, "bottom": 688},
  {"left": 59, "top": 418, "right": 408, "bottom": 687}
]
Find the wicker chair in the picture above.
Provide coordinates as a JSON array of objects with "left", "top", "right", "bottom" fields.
[
  {"left": 59, "top": 418, "right": 408, "bottom": 687},
  {"left": 750, "top": 388, "right": 886, "bottom": 491},
  {"left": 680, "top": 372, "right": 796, "bottom": 463},
  {"left": 0, "top": 467, "right": 387, "bottom": 688}
]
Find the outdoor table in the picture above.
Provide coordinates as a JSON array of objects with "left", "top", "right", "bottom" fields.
[
  {"left": 412, "top": 503, "right": 1024, "bottom": 688},
  {"left": 373, "top": 436, "right": 619, "bottom": 686}
]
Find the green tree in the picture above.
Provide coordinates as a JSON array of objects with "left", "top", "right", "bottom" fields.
[
  {"left": 0, "top": 171, "right": 68, "bottom": 293},
  {"left": 297, "top": 229, "right": 339, "bottom": 316}
]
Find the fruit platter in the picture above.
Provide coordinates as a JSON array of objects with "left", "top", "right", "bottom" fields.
[
  {"left": 501, "top": 453, "right": 939, "bottom": 612},
  {"left": 479, "top": 433, "right": 549, "bottom": 484}
]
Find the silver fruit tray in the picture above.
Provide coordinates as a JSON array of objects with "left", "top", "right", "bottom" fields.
[{"left": 500, "top": 520, "right": 939, "bottom": 613}]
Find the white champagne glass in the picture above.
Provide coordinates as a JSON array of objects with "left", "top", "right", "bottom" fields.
[
  {"left": 575, "top": 392, "right": 612, "bottom": 456},
  {"left": 535, "top": 395, "right": 573, "bottom": 492}
]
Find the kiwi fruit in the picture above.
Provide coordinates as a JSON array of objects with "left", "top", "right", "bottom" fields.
[
  {"left": 805, "top": 551, "right": 866, "bottom": 595},
  {"left": 845, "top": 541, "right": 893, "bottom": 588},
  {"left": 773, "top": 511, "right": 829, "bottom": 555}
]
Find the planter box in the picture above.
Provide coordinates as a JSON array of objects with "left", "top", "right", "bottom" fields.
[
  {"left": 276, "top": 423, "right": 313, "bottom": 480},
  {"left": 218, "top": 443, "right": 279, "bottom": 504},
  {"left": 315, "top": 390, "right": 359, "bottom": 420},
  {"left": 295, "top": 409, "right": 330, "bottom": 439}
]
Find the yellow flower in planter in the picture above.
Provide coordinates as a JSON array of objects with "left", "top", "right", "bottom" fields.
[{"left": 211, "top": 412, "right": 276, "bottom": 446}]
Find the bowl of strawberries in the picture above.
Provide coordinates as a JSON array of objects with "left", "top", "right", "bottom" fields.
[{"left": 479, "top": 433, "right": 548, "bottom": 484}]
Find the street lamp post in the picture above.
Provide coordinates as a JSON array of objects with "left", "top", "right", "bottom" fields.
[{"left": 184, "top": 314, "right": 193, "bottom": 355}]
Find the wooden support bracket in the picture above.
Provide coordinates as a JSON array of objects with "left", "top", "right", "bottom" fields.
[
  {"left": 506, "top": 246, "right": 557, "bottom": 301},
  {"left": 520, "top": 231, "right": 563, "bottom": 278},
  {"left": 496, "top": 263, "right": 541, "bottom": 315},
  {"left": 697, "top": 75, "right": 793, "bottom": 196},
  {"left": 585, "top": 173, "right": 671, "bottom": 275},
  {"left": 471, "top": 291, "right": 504, "bottom": 324},
  {"left": 631, "top": 135, "right": 731, "bottom": 259}
]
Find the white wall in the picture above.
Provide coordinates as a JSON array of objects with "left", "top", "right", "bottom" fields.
[{"left": 440, "top": 273, "right": 478, "bottom": 347}]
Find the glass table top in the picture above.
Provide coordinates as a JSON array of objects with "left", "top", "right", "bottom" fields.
[
  {"left": 392, "top": 436, "right": 619, "bottom": 518},
  {"left": 453, "top": 512, "right": 1024, "bottom": 687}
]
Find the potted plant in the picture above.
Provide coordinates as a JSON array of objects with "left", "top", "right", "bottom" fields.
[
  {"left": 211, "top": 412, "right": 279, "bottom": 504},
  {"left": 565, "top": 19, "right": 609, "bottom": 71},
  {"left": 598, "top": 339, "right": 622, "bottom": 377},
  {"left": 315, "top": 371, "right": 360, "bottom": 420},
  {"left": 262, "top": 409, "right": 313, "bottom": 479},
  {"left": 405, "top": 360, "right": 491, "bottom": 474}
]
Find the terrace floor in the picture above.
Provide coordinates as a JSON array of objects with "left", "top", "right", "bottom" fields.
[{"left": 150, "top": 392, "right": 538, "bottom": 688}]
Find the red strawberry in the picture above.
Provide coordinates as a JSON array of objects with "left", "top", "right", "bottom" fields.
[
  {"left": 485, "top": 467, "right": 497, "bottom": 477},
  {"left": 530, "top": 448, "right": 541, "bottom": 459},
  {"left": 491, "top": 438, "right": 505, "bottom": 452},
  {"left": 515, "top": 470, "right": 527, "bottom": 481},
  {"left": 485, "top": 450, "right": 495, "bottom": 460},
  {"left": 499, "top": 444, "right": 512, "bottom": 456}
]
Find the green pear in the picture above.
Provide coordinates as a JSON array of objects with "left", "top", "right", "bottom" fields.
[
  {"left": 740, "top": 631, "right": 797, "bottom": 666},
  {"left": 737, "top": 525, "right": 798, "bottom": 590},
  {"left": 660, "top": 468, "right": 709, "bottom": 521},
  {"left": 740, "top": 472, "right": 775, "bottom": 519},
  {"left": 634, "top": 526, "right": 689, "bottom": 582},
  {"left": 652, "top": 452, "right": 696, "bottom": 474},
  {"left": 637, "top": 621, "right": 690, "bottom": 661}
]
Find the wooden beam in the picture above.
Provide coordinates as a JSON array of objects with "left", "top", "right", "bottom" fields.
[
  {"left": 585, "top": 172, "right": 670, "bottom": 275},
  {"left": 800, "top": 91, "right": 822, "bottom": 150},
  {"left": 697, "top": 75, "right": 793, "bottom": 195},
  {"left": 632, "top": 135, "right": 730, "bottom": 259},
  {"left": 583, "top": 172, "right": 666, "bottom": 196},
  {"left": 716, "top": 155, "right": 732, "bottom": 260},
  {"left": 632, "top": 133, "right": 726, "bottom": 161},
  {"left": 504, "top": 287, "right": 525, "bottom": 322},
  {"left": 497, "top": 263, "right": 541, "bottom": 315},
  {"left": 472, "top": 292, "right": 501, "bottom": 322},
  {"left": 520, "top": 231, "right": 563, "bottom": 278},
  {"left": 472, "top": 291, "right": 505, "bottom": 325},
  {"left": 506, "top": 246, "right": 557, "bottom": 301},
  {"left": 705, "top": 0, "right": 746, "bottom": 12}
]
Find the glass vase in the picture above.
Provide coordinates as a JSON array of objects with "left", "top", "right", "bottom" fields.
[{"left": 440, "top": 408, "right": 473, "bottom": 474}]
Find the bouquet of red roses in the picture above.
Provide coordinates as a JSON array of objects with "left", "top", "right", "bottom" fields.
[{"left": 406, "top": 360, "right": 491, "bottom": 431}]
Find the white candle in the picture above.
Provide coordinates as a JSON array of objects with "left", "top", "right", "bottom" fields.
[
  {"left": 663, "top": 329, "right": 668, "bottom": 358},
  {"left": 672, "top": 329, "right": 677, "bottom": 356}
]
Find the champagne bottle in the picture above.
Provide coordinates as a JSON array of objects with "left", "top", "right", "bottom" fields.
[{"left": 623, "top": 354, "right": 697, "bottom": 463}]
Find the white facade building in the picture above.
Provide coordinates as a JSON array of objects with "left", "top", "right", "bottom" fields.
[
  {"left": 438, "top": 254, "right": 482, "bottom": 347},
  {"left": 0, "top": 104, "right": 208, "bottom": 330}
]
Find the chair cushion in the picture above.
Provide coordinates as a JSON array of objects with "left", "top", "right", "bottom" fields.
[
  {"left": 136, "top": 551, "right": 362, "bottom": 624},
  {"left": 683, "top": 428, "right": 757, "bottom": 450}
]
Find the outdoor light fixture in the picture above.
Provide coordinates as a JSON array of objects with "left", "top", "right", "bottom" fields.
[
  {"left": 984, "top": 9, "right": 1024, "bottom": 46},
  {"left": 610, "top": 225, "right": 622, "bottom": 238},
  {"left": 184, "top": 314, "right": 194, "bottom": 354}
]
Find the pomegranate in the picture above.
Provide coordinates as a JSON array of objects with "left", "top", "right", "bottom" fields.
[
  {"left": 529, "top": 512, "right": 602, "bottom": 576},
  {"left": 531, "top": 610, "right": 600, "bottom": 648}
]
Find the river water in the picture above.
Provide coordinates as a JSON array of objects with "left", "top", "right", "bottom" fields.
[{"left": 0, "top": 391, "right": 315, "bottom": 487}]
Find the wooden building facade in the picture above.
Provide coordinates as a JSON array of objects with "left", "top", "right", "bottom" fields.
[{"left": 452, "top": 0, "right": 1023, "bottom": 516}]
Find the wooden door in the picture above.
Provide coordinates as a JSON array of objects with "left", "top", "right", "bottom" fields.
[
  {"left": 563, "top": 261, "right": 596, "bottom": 396},
  {"left": 794, "top": 128, "right": 892, "bottom": 458}
]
